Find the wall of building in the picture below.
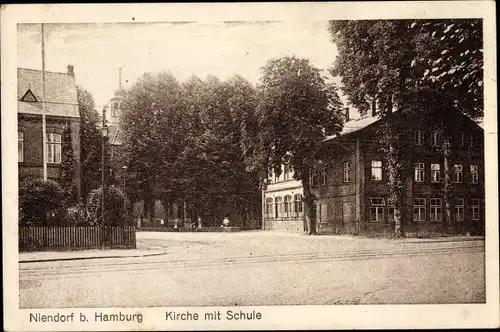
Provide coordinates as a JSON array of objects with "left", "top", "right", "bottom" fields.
[
  {"left": 358, "top": 115, "right": 484, "bottom": 236},
  {"left": 305, "top": 112, "right": 485, "bottom": 237},
  {"left": 18, "top": 114, "right": 81, "bottom": 198},
  {"left": 263, "top": 177, "right": 304, "bottom": 232},
  {"left": 311, "top": 144, "right": 359, "bottom": 234}
]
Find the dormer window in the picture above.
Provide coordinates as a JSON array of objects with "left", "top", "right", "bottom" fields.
[{"left": 414, "top": 130, "right": 425, "bottom": 145}]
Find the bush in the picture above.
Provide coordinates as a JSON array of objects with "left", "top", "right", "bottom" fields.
[
  {"left": 19, "top": 178, "right": 65, "bottom": 225},
  {"left": 65, "top": 202, "right": 91, "bottom": 226},
  {"left": 87, "top": 185, "right": 131, "bottom": 225}
]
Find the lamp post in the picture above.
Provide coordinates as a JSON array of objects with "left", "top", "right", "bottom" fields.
[
  {"left": 121, "top": 165, "right": 128, "bottom": 212},
  {"left": 101, "top": 107, "right": 109, "bottom": 247}
]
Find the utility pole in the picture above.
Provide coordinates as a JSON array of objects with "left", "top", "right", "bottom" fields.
[{"left": 41, "top": 23, "right": 47, "bottom": 181}]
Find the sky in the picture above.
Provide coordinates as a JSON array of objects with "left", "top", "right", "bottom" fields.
[{"left": 17, "top": 21, "right": 341, "bottom": 113}]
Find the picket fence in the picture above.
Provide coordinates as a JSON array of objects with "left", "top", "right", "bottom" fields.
[{"left": 19, "top": 226, "right": 136, "bottom": 251}]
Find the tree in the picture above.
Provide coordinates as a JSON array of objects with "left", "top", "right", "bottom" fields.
[
  {"left": 181, "top": 75, "right": 261, "bottom": 224},
  {"left": 19, "top": 178, "right": 65, "bottom": 225},
  {"left": 328, "top": 19, "right": 483, "bottom": 236},
  {"left": 77, "top": 86, "right": 102, "bottom": 202},
  {"left": 411, "top": 19, "right": 483, "bottom": 119},
  {"left": 86, "top": 185, "right": 130, "bottom": 226},
  {"left": 252, "top": 56, "right": 344, "bottom": 234},
  {"left": 121, "top": 72, "right": 186, "bottom": 223},
  {"left": 60, "top": 125, "right": 78, "bottom": 205},
  {"left": 121, "top": 71, "right": 262, "bottom": 227}
]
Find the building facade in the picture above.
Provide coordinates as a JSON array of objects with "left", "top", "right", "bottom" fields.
[
  {"left": 262, "top": 109, "right": 485, "bottom": 236},
  {"left": 17, "top": 66, "right": 81, "bottom": 197},
  {"left": 263, "top": 165, "right": 304, "bottom": 232}
]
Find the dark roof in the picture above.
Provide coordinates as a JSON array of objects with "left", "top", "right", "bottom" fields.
[
  {"left": 325, "top": 115, "right": 380, "bottom": 141},
  {"left": 17, "top": 68, "right": 79, "bottom": 118},
  {"left": 325, "top": 110, "right": 484, "bottom": 142}
]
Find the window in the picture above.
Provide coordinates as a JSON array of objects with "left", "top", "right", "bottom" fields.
[
  {"left": 47, "top": 133, "right": 62, "bottom": 164},
  {"left": 274, "top": 197, "right": 282, "bottom": 218},
  {"left": 414, "top": 163, "right": 425, "bottom": 182},
  {"left": 371, "top": 161, "right": 382, "bottom": 181},
  {"left": 311, "top": 169, "right": 319, "bottom": 186},
  {"left": 18, "top": 131, "right": 24, "bottom": 163},
  {"left": 430, "top": 198, "right": 442, "bottom": 222},
  {"left": 284, "top": 195, "right": 292, "bottom": 218},
  {"left": 294, "top": 194, "right": 303, "bottom": 216},
  {"left": 471, "top": 198, "right": 480, "bottom": 220},
  {"left": 453, "top": 164, "right": 463, "bottom": 183},
  {"left": 284, "top": 164, "right": 291, "bottom": 180},
  {"left": 274, "top": 170, "right": 280, "bottom": 183},
  {"left": 431, "top": 131, "right": 441, "bottom": 147},
  {"left": 413, "top": 198, "right": 426, "bottom": 222},
  {"left": 470, "top": 134, "right": 474, "bottom": 148},
  {"left": 112, "top": 103, "right": 118, "bottom": 117},
  {"left": 265, "top": 198, "right": 273, "bottom": 218},
  {"left": 343, "top": 162, "right": 351, "bottom": 182},
  {"left": 431, "top": 163, "right": 441, "bottom": 183},
  {"left": 460, "top": 132, "right": 465, "bottom": 147},
  {"left": 470, "top": 165, "right": 479, "bottom": 184},
  {"left": 414, "top": 130, "right": 425, "bottom": 145},
  {"left": 369, "top": 197, "right": 385, "bottom": 222},
  {"left": 455, "top": 198, "right": 464, "bottom": 221},
  {"left": 387, "top": 199, "right": 395, "bottom": 223},
  {"left": 320, "top": 168, "right": 327, "bottom": 185}
]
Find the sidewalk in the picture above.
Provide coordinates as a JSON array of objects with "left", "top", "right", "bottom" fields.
[
  {"left": 19, "top": 248, "right": 168, "bottom": 263},
  {"left": 399, "top": 235, "right": 484, "bottom": 243},
  {"left": 250, "top": 230, "right": 484, "bottom": 242}
]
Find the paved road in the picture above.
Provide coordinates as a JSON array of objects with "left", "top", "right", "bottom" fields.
[{"left": 19, "top": 232, "right": 485, "bottom": 308}]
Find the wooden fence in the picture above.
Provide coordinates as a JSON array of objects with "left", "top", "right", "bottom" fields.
[{"left": 19, "top": 226, "right": 136, "bottom": 252}]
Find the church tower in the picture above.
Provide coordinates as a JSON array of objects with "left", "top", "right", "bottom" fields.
[{"left": 109, "top": 67, "right": 125, "bottom": 126}]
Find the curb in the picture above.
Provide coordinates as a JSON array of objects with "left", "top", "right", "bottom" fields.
[{"left": 19, "top": 251, "right": 169, "bottom": 264}]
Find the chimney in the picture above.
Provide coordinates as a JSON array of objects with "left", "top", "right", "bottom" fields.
[
  {"left": 371, "top": 99, "right": 377, "bottom": 117},
  {"left": 344, "top": 107, "right": 350, "bottom": 122},
  {"left": 67, "top": 65, "right": 74, "bottom": 76}
]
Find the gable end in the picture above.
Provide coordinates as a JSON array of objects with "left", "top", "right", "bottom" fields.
[{"left": 21, "top": 88, "right": 38, "bottom": 102}]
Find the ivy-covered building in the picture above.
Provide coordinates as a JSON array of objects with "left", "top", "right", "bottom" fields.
[
  {"left": 17, "top": 66, "right": 81, "bottom": 198},
  {"left": 263, "top": 108, "right": 485, "bottom": 236}
]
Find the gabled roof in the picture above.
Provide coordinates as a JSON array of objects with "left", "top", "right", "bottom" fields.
[{"left": 17, "top": 68, "right": 79, "bottom": 118}]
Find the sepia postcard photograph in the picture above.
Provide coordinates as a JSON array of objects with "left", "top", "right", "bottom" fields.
[{"left": 2, "top": 2, "right": 499, "bottom": 331}]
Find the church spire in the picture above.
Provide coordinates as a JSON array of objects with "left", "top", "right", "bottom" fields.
[{"left": 119, "top": 66, "right": 122, "bottom": 90}]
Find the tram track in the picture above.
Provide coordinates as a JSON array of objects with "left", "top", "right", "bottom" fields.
[{"left": 20, "top": 243, "right": 484, "bottom": 280}]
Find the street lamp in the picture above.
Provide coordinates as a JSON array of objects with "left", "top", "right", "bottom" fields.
[
  {"left": 101, "top": 107, "right": 109, "bottom": 247},
  {"left": 121, "top": 165, "right": 128, "bottom": 212}
]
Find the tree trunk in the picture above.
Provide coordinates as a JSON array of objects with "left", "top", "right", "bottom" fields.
[
  {"left": 442, "top": 140, "right": 453, "bottom": 235},
  {"left": 162, "top": 194, "right": 170, "bottom": 225},
  {"left": 385, "top": 116, "right": 405, "bottom": 238},
  {"left": 143, "top": 187, "right": 153, "bottom": 226},
  {"left": 388, "top": 143, "right": 403, "bottom": 237},
  {"left": 302, "top": 170, "right": 316, "bottom": 235}
]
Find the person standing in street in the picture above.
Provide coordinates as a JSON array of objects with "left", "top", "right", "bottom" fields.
[{"left": 222, "top": 214, "right": 230, "bottom": 227}]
